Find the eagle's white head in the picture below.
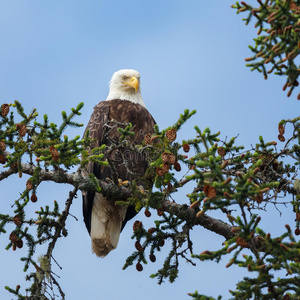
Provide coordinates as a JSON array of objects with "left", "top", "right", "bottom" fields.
[{"left": 106, "top": 69, "right": 145, "bottom": 107}]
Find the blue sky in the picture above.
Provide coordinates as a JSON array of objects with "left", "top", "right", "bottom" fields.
[{"left": 0, "top": 1, "right": 299, "bottom": 299}]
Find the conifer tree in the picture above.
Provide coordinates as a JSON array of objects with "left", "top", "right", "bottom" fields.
[{"left": 1, "top": 1, "right": 300, "bottom": 299}]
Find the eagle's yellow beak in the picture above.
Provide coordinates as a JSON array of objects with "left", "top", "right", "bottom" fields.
[{"left": 123, "top": 76, "right": 138, "bottom": 92}]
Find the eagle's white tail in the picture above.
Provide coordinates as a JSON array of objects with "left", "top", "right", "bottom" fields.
[{"left": 90, "top": 193, "right": 127, "bottom": 257}]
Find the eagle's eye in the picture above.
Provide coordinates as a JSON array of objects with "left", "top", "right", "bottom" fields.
[{"left": 122, "top": 76, "right": 127, "bottom": 81}]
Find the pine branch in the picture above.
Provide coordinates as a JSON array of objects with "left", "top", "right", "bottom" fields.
[
  {"left": 0, "top": 152, "right": 235, "bottom": 241},
  {"left": 161, "top": 200, "right": 235, "bottom": 240}
]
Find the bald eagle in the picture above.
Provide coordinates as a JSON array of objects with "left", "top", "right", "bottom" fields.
[{"left": 83, "top": 69, "right": 156, "bottom": 257}]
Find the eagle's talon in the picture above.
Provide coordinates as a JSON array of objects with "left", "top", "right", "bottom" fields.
[
  {"left": 137, "top": 185, "right": 145, "bottom": 194},
  {"left": 118, "top": 179, "right": 130, "bottom": 187},
  {"left": 105, "top": 177, "right": 114, "bottom": 183}
]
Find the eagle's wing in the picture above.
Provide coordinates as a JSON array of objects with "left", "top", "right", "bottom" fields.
[{"left": 82, "top": 101, "right": 109, "bottom": 235}]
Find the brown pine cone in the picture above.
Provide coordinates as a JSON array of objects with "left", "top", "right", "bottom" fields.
[
  {"left": 1, "top": 104, "right": 9, "bottom": 116},
  {"left": 135, "top": 241, "right": 143, "bottom": 252},
  {"left": 157, "top": 208, "right": 164, "bottom": 216},
  {"left": 255, "top": 193, "right": 263, "bottom": 204},
  {"left": 278, "top": 124, "right": 285, "bottom": 134},
  {"left": 162, "top": 162, "right": 169, "bottom": 174},
  {"left": 158, "top": 239, "right": 165, "bottom": 247},
  {"left": 174, "top": 162, "right": 181, "bottom": 172},
  {"left": 16, "top": 239, "right": 23, "bottom": 249},
  {"left": 156, "top": 167, "right": 164, "bottom": 177},
  {"left": 208, "top": 187, "right": 217, "bottom": 199},
  {"left": 278, "top": 134, "right": 285, "bottom": 142},
  {"left": 133, "top": 220, "right": 143, "bottom": 231},
  {"left": 183, "top": 143, "right": 190, "bottom": 153},
  {"left": 165, "top": 128, "right": 177, "bottom": 142},
  {"left": 283, "top": 294, "right": 291, "bottom": 300},
  {"left": 236, "top": 236, "right": 248, "bottom": 248},
  {"left": 0, "top": 155, "right": 6, "bottom": 164},
  {"left": 136, "top": 262, "right": 143, "bottom": 272},
  {"left": 144, "top": 210, "right": 151, "bottom": 218},
  {"left": 217, "top": 147, "right": 226, "bottom": 156},
  {"left": 13, "top": 215, "right": 21, "bottom": 226},
  {"left": 0, "top": 140, "right": 6, "bottom": 151},
  {"left": 31, "top": 194, "right": 38, "bottom": 203},
  {"left": 9, "top": 232, "right": 18, "bottom": 243},
  {"left": 149, "top": 254, "right": 156, "bottom": 263},
  {"left": 168, "top": 153, "right": 176, "bottom": 164},
  {"left": 50, "top": 145, "right": 59, "bottom": 162},
  {"left": 203, "top": 185, "right": 211, "bottom": 197},
  {"left": 17, "top": 124, "right": 27, "bottom": 137},
  {"left": 161, "top": 152, "right": 169, "bottom": 163},
  {"left": 290, "top": 1, "right": 298, "bottom": 11},
  {"left": 144, "top": 134, "right": 152, "bottom": 145}
]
